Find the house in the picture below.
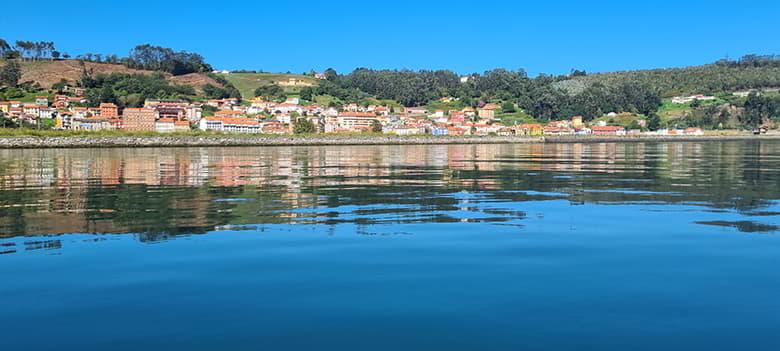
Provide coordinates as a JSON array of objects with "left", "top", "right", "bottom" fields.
[
  {"left": 54, "top": 95, "right": 70, "bottom": 108},
  {"left": 470, "top": 123, "right": 502, "bottom": 135},
  {"left": 374, "top": 106, "right": 389, "bottom": 116},
  {"left": 122, "top": 108, "right": 157, "bottom": 132},
  {"left": 405, "top": 107, "right": 428, "bottom": 115},
  {"left": 35, "top": 96, "right": 49, "bottom": 106},
  {"left": 155, "top": 118, "right": 176, "bottom": 133},
  {"left": 548, "top": 120, "right": 572, "bottom": 128},
  {"left": 461, "top": 107, "right": 476, "bottom": 117},
  {"left": 174, "top": 120, "right": 191, "bottom": 132},
  {"left": 337, "top": 112, "right": 379, "bottom": 131},
  {"left": 571, "top": 116, "right": 583, "bottom": 128},
  {"left": 199, "top": 117, "right": 261, "bottom": 133},
  {"left": 384, "top": 126, "right": 425, "bottom": 135},
  {"left": 591, "top": 125, "right": 626, "bottom": 136},
  {"left": 22, "top": 104, "right": 46, "bottom": 117},
  {"left": 214, "top": 109, "right": 244, "bottom": 118},
  {"left": 72, "top": 117, "right": 120, "bottom": 131},
  {"left": 261, "top": 121, "right": 290, "bottom": 134},
  {"left": 449, "top": 111, "right": 466, "bottom": 125},
  {"left": 55, "top": 112, "right": 72, "bottom": 129},
  {"left": 430, "top": 110, "right": 445, "bottom": 118},
  {"left": 448, "top": 126, "right": 467, "bottom": 136},
  {"left": 516, "top": 124, "right": 544, "bottom": 136},
  {"left": 271, "top": 103, "right": 302, "bottom": 115},
  {"left": 477, "top": 103, "right": 500, "bottom": 120},
  {"left": 430, "top": 125, "right": 449, "bottom": 136},
  {"left": 154, "top": 103, "right": 187, "bottom": 121},
  {"left": 186, "top": 106, "right": 203, "bottom": 122},
  {"left": 684, "top": 127, "right": 704, "bottom": 136},
  {"left": 206, "top": 98, "right": 239, "bottom": 108},
  {"left": 543, "top": 125, "right": 574, "bottom": 136},
  {"left": 671, "top": 95, "right": 716, "bottom": 104},
  {"left": 575, "top": 127, "right": 592, "bottom": 135},
  {"left": 99, "top": 103, "right": 119, "bottom": 119}
]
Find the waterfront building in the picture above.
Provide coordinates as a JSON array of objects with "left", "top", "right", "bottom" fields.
[{"left": 122, "top": 108, "right": 157, "bottom": 132}]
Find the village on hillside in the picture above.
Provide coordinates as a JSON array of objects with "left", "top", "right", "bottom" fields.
[{"left": 0, "top": 86, "right": 711, "bottom": 137}]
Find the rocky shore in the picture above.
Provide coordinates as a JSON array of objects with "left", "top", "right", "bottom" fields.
[{"left": 0, "top": 134, "right": 779, "bottom": 149}]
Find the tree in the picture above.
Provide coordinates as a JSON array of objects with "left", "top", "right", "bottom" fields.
[
  {"left": 742, "top": 92, "right": 768, "bottom": 128},
  {"left": 127, "top": 44, "right": 212, "bottom": 75},
  {"left": 0, "top": 39, "right": 11, "bottom": 56},
  {"left": 0, "top": 60, "right": 22, "bottom": 87},
  {"left": 293, "top": 117, "right": 315, "bottom": 134},
  {"left": 371, "top": 119, "right": 383, "bottom": 133},
  {"left": 324, "top": 68, "right": 338, "bottom": 81},
  {"left": 742, "top": 93, "right": 780, "bottom": 128},
  {"left": 254, "top": 84, "right": 285, "bottom": 101},
  {"left": 501, "top": 102, "right": 516, "bottom": 113},
  {"left": 0, "top": 110, "right": 18, "bottom": 128},
  {"left": 647, "top": 113, "right": 662, "bottom": 131}
]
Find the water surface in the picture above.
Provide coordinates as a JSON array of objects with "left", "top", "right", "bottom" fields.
[{"left": 1, "top": 142, "right": 779, "bottom": 350}]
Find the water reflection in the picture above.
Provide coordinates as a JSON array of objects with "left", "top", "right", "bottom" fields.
[{"left": 0, "top": 141, "right": 779, "bottom": 244}]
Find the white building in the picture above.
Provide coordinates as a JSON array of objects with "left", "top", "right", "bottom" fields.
[{"left": 199, "top": 117, "right": 261, "bottom": 133}]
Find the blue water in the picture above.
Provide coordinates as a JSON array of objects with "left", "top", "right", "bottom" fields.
[{"left": 1, "top": 142, "right": 779, "bottom": 350}]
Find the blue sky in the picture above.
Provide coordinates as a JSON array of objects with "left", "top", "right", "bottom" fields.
[{"left": 1, "top": 0, "right": 778, "bottom": 75}]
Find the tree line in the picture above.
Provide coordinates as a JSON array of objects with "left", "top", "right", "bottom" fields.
[
  {"left": 78, "top": 72, "right": 197, "bottom": 108},
  {"left": 1, "top": 38, "right": 213, "bottom": 76},
  {"left": 0, "top": 39, "right": 62, "bottom": 60},
  {"left": 298, "top": 67, "right": 661, "bottom": 121}
]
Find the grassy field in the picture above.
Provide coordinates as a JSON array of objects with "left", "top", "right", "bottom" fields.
[
  {"left": 497, "top": 110, "right": 536, "bottom": 126},
  {"left": 219, "top": 73, "right": 320, "bottom": 99}
]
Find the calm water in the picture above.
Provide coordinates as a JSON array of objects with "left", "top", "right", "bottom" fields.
[{"left": 1, "top": 142, "right": 779, "bottom": 350}]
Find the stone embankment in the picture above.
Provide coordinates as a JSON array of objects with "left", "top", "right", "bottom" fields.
[{"left": 1, "top": 134, "right": 779, "bottom": 149}]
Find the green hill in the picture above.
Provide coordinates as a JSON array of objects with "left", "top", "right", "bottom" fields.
[
  {"left": 219, "top": 73, "right": 320, "bottom": 99},
  {"left": 558, "top": 64, "right": 780, "bottom": 98}
]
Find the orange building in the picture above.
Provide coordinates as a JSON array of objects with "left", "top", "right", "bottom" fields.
[
  {"left": 122, "top": 108, "right": 157, "bottom": 131},
  {"left": 100, "top": 103, "right": 119, "bottom": 118}
]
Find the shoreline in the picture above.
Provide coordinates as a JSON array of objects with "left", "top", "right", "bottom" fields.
[{"left": 0, "top": 134, "right": 779, "bottom": 149}]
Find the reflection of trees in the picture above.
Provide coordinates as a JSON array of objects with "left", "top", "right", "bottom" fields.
[{"left": 0, "top": 141, "right": 779, "bottom": 239}]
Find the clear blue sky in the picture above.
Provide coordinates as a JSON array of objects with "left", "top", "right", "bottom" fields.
[{"left": 2, "top": 0, "right": 778, "bottom": 75}]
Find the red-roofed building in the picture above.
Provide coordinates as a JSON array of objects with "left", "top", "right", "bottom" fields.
[
  {"left": 591, "top": 125, "right": 626, "bottom": 136},
  {"left": 100, "top": 103, "right": 119, "bottom": 119}
]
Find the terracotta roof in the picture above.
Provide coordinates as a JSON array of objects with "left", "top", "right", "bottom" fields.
[
  {"left": 339, "top": 112, "right": 377, "bottom": 117},
  {"left": 591, "top": 126, "right": 625, "bottom": 132},
  {"left": 518, "top": 123, "right": 543, "bottom": 129}
]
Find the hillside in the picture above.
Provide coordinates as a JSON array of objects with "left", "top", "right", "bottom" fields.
[
  {"left": 558, "top": 64, "right": 780, "bottom": 97},
  {"left": 1, "top": 60, "right": 223, "bottom": 93},
  {"left": 220, "top": 72, "right": 319, "bottom": 98}
]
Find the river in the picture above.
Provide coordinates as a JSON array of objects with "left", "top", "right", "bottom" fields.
[{"left": 1, "top": 142, "right": 778, "bottom": 350}]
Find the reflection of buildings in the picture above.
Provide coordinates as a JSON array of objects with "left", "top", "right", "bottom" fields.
[{"left": 0, "top": 141, "right": 777, "bottom": 239}]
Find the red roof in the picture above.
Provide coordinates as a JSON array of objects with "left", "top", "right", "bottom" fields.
[
  {"left": 339, "top": 112, "right": 376, "bottom": 117},
  {"left": 591, "top": 126, "right": 625, "bottom": 132}
]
